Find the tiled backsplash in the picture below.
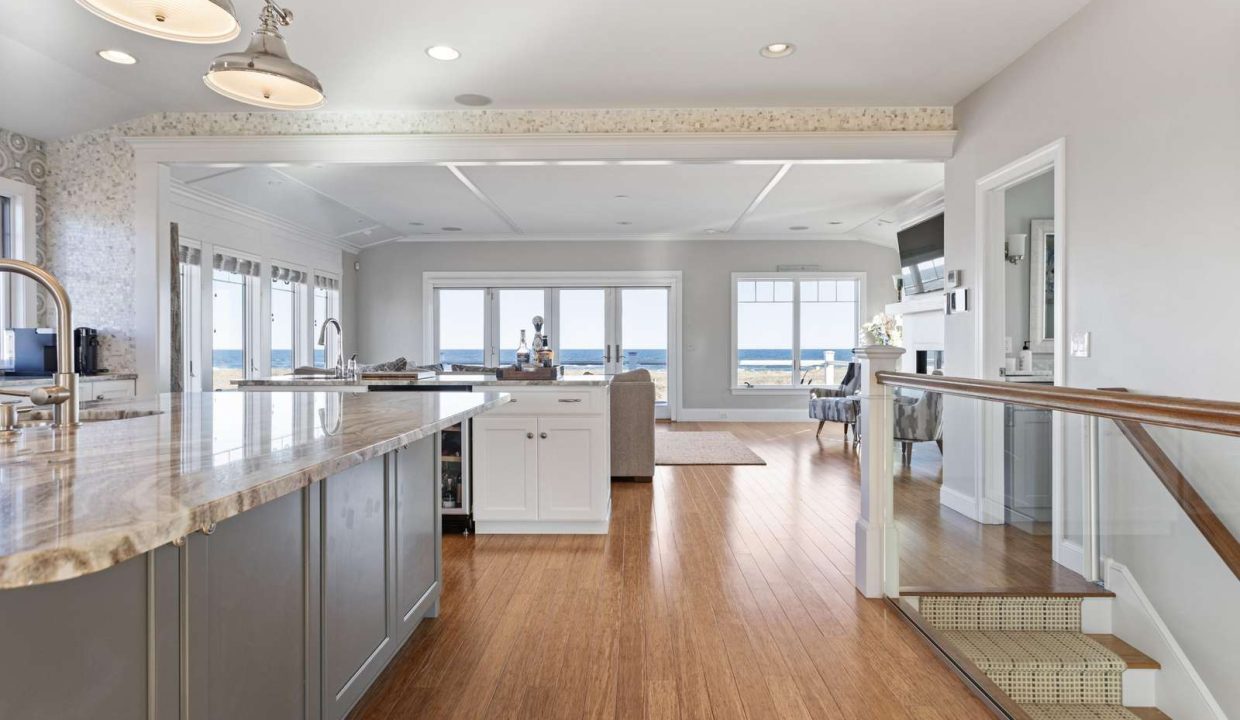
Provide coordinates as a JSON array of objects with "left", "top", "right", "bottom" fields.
[{"left": 41, "top": 107, "right": 954, "bottom": 375}]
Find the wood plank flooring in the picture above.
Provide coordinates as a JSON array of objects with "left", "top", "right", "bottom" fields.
[{"left": 350, "top": 421, "right": 1086, "bottom": 719}]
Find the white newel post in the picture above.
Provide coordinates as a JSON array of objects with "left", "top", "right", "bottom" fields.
[{"left": 853, "top": 345, "right": 905, "bottom": 598}]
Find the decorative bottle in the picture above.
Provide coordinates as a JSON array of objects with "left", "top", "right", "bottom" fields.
[{"left": 516, "top": 330, "right": 530, "bottom": 368}]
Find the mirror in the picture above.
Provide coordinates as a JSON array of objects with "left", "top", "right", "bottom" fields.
[{"left": 1028, "top": 218, "right": 1054, "bottom": 352}]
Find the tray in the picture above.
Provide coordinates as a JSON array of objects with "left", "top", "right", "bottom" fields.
[{"left": 495, "top": 365, "right": 563, "bottom": 381}]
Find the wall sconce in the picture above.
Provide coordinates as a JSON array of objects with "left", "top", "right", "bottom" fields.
[{"left": 1005, "top": 233, "right": 1028, "bottom": 264}]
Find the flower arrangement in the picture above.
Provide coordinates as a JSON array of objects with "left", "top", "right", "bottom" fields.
[{"left": 860, "top": 312, "right": 903, "bottom": 346}]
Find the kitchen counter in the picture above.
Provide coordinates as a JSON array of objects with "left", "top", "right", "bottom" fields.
[
  {"left": 0, "top": 371, "right": 137, "bottom": 388},
  {"left": 234, "top": 372, "right": 613, "bottom": 388},
  {"left": 0, "top": 389, "right": 507, "bottom": 589}
]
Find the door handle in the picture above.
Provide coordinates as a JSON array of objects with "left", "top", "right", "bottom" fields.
[
  {"left": 540, "top": 432, "right": 548, "bottom": 439},
  {"left": 526, "top": 432, "right": 534, "bottom": 439},
  {"left": 604, "top": 345, "right": 612, "bottom": 363}
]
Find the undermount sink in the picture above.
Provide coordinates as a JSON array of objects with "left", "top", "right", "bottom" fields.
[{"left": 18, "top": 408, "right": 164, "bottom": 427}]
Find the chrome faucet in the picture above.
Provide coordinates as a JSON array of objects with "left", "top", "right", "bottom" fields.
[
  {"left": 0, "top": 259, "right": 79, "bottom": 427},
  {"left": 317, "top": 317, "right": 344, "bottom": 378}
]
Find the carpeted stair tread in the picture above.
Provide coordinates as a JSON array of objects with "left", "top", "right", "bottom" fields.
[
  {"left": 1022, "top": 704, "right": 1146, "bottom": 720},
  {"left": 938, "top": 630, "right": 1126, "bottom": 704},
  {"left": 920, "top": 595, "right": 1083, "bottom": 631}
]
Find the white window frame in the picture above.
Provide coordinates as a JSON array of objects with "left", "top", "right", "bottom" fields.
[
  {"left": 263, "top": 260, "right": 311, "bottom": 377},
  {"left": 311, "top": 270, "right": 341, "bottom": 370},
  {"left": 730, "top": 271, "right": 867, "bottom": 395},
  {"left": 0, "top": 177, "right": 38, "bottom": 335},
  {"left": 208, "top": 246, "right": 263, "bottom": 390},
  {"left": 424, "top": 271, "right": 684, "bottom": 420},
  {"left": 178, "top": 237, "right": 204, "bottom": 389}
]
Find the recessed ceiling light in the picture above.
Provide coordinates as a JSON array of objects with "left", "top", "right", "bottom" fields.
[
  {"left": 617, "top": 221, "right": 632, "bottom": 226},
  {"left": 442, "top": 226, "right": 463, "bottom": 232},
  {"left": 614, "top": 195, "right": 630, "bottom": 200},
  {"left": 97, "top": 49, "right": 138, "bottom": 65},
  {"left": 828, "top": 221, "right": 843, "bottom": 226},
  {"left": 760, "top": 42, "right": 796, "bottom": 59},
  {"left": 789, "top": 225, "right": 810, "bottom": 231},
  {"left": 426, "top": 45, "right": 461, "bottom": 61},
  {"left": 409, "top": 221, "right": 424, "bottom": 226},
  {"left": 455, "top": 93, "right": 492, "bottom": 107}
]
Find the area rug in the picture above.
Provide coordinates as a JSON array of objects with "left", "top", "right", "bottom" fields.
[{"left": 655, "top": 432, "right": 766, "bottom": 466}]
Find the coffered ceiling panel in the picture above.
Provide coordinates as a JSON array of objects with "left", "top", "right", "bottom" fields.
[
  {"left": 462, "top": 164, "right": 780, "bottom": 235},
  {"left": 735, "top": 162, "right": 944, "bottom": 235},
  {"left": 278, "top": 164, "right": 514, "bottom": 237}
]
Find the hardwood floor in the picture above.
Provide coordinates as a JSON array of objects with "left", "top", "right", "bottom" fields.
[{"left": 350, "top": 421, "right": 1084, "bottom": 719}]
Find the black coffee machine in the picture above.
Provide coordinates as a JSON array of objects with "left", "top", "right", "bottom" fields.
[{"left": 74, "top": 327, "right": 102, "bottom": 375}]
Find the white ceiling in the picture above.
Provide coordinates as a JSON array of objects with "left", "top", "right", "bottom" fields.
[
  {"left": 169, "top": 160, "right": 945, "bottom": 248},
  {"left": 0, "top": 0, "right": 1090, "bottom": 139}
]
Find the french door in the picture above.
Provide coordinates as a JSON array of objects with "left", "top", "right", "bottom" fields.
[{"left": 436, "top": 284, "right": 673, "bottom": 418}]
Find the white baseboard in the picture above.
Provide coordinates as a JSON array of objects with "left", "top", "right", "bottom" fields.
[
  {"left": 1105, "top": 558, "right": 1226, "bottom": 719},
  {"left": 1057, "top": 539, "right": 1084, "bottom": 576},
  {"left": 474, "top": 519, "right": 610, "bottom": 534},
  {"left": 678, "top": 408, "right": 813, "bottom": 422},
  {"left": 939, "top": 485, "right": 981, "bottom": 522}
]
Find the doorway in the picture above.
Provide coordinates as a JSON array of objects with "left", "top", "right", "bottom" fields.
[{"left": 972, "top": 139, "right": 1074, "bottom": 572}]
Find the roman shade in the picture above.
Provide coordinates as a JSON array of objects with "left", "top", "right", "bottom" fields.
[
  {"left": 314, "top": 274, "right": 339, "bottom": 291},
  {"left": 270, "top": 264, "right": 307, "bottom": 284},
  {"left": 179, "top": 245, "right": 202, "bottom": 266},
  {"left": 213, "top": 252, "right": 260, "bottom": 277}
]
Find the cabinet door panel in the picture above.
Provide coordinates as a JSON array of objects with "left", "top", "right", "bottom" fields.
[
  {"left": 473, "top": 416, "right": 539, "bottom": 520},
  {"left": 396, "top": 437, "right": 438, "bottom": 640},
  {"left": 322, "top": 456, "right": 391, "bottom": 716},
  {"left": 537, "top": 416, "right": 608, "bottom": 521}
]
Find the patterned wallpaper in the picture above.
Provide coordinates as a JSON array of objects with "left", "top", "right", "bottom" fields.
[
  {"left": 0, "top": 128, "right": 50, "bottom": 323},
  {"left": 42, "top": 106, "right": 954, "bottom": 375}
]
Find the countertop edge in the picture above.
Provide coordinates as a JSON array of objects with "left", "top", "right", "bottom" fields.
[{"left": 0, "top": 393, "right": 509, "bottom": 590}]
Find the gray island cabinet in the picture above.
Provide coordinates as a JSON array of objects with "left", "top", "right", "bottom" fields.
[{"left": 0, "top": 390, "right": 507, "bottom": 719}]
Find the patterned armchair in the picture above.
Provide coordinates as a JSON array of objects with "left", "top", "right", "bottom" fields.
[
  {"left": 893, "top": 388, "right": 944, "bottom": 463},
  {"left": 808, "top": 362, "right": 862, "bottom": 441}
]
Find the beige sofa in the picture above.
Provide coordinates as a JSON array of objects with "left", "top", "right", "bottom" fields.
[{"left": 609, "top": 369, "right": 656, "bottom": 480}]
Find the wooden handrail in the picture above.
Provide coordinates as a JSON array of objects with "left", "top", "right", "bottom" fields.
[
  {"left": 1102, "top": 389, "right": 1240, "bottom": 582},
  {"left": 875, "top": 372, "right": 1240, "bottom": 438}
]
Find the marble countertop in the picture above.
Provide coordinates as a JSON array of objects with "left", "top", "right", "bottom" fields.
[
  {"left": 235, "top": 373, "right": 613, "bottom": 388},
  {"left": 0, "top": 390, "right": 508, "bottom": 589},
  {"left": 0, "top": 372, "right": 137, "bottom": 388}
]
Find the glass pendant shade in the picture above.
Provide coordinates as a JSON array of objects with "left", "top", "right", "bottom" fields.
[
  {"left": 75, "top": 0, "right": 240, "bottom": 44},
  {"left": 204, "top": 24, "right": 324, "bottom": 110}
]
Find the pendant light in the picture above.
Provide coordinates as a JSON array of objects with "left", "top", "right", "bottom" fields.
[
  {"left": 204, "top": 1, "right": 324, "bottom": 110},
  {"left": 75, "top": 0, "right": 240, "bottom": 44}
]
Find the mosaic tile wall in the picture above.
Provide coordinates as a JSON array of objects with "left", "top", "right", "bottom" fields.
[
  {"left": 0, "top": 128, "right": 50, "bottom": 324},
  {"left": 43, "top": 106, "right": 954, "bottom": 374}
]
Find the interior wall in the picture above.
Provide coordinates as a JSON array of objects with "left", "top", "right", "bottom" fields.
[
  {"left": 943, "top": 0, "right": 1239, "bottom": 715},
  {"left": 341, "top": 251, "right": 359, "bottom": 358},
  {"left": 1002, "top": 171, "right": 1053, "bottom": 354},
  {"left": 356, "top": 239, "right": 899, "bottom": 415}
]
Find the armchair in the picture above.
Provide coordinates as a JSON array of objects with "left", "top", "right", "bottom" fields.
[{"left": 808, "top": 362, "right": 861, "bottom": 440}]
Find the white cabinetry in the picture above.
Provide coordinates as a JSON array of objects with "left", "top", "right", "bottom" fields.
[{"left": 472, "top": 386, "right": 610, "bottom": 534}]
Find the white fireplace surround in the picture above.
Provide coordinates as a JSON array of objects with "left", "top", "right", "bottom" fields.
[{"left": 886, "top": 292, "right": 945, "bottom": 373}]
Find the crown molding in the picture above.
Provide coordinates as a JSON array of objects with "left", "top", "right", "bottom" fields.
[
  {"left": 168, "top": 179, "right": 362, "bottom": 253},
  {"left": 356, "top": 231, "right": 890, "bottom": 249}
]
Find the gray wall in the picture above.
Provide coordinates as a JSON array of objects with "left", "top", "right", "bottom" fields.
[
  {"left": 341, "top": 250, "right": 360, "bottom": 359},
  {"left": 1003, "top": 171, "right": 1054, "bottom": 352},
  {"left": 356, "top": 239, "right": 899, "bottom": 413},
  {"left": 943, "top": 0, "right": 1240, "bottom": 713}
]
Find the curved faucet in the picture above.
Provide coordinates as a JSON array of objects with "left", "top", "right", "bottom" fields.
[
  {"left": 317, "top": 317, "right": 343, "bottom": 378},
  {"left": 0, "top": 259, "right": 79, "bottom": 427}
]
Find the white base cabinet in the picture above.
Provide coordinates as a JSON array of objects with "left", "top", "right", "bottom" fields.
[{"left": 473, "top": 386, "right": 610, "bottom": 534}]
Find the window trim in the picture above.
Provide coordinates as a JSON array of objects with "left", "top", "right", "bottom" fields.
[
  {"left": 0, "top": 177, "right": 39, "bottom": 332},
  {"left": 311, "top": 269, "right": 341, "bottom": 370},
  {"left": 730, "top": 270, "right": 867, "bottom": 394}
]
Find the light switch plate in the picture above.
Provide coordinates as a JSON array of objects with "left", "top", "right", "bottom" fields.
[
  {"left": 1071, "top": 331, "right": 1091, "bottom": 358},
  {"left": 1004, "top": 336, "right": 1013, "bottom": 354},
  {"left": 945, "top": 269, "right": 962, "bottom": 289}
]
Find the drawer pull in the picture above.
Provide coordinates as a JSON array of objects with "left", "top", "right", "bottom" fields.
[
  {"left": 557, "top": 398, "right": 583, "bottom": 403},
  {"left": 540, "top": 432, "right": 548, "bottom": 439},
  {"left": 526, "top": 432, "right": 535, "bottom": 439}
]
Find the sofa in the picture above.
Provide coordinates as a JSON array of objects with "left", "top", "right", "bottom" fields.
[{"left": 610, "top": 369, "right": 656, "bottom": 480}]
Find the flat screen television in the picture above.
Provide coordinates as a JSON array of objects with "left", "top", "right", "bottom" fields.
[{"left": 897, "top": 213, "right": 945, "bottom": 295}]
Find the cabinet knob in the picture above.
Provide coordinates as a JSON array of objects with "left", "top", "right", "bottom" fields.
[
  {"left": 540, "top": 432, "right": 548, "bottom": 439},
  {"left": 526, "top": 432, "right": 534, "bottom": 439}
]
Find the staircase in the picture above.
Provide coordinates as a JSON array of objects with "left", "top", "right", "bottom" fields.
[{"left": 906, "top": 595, "right": 1172, "bottom": 720}]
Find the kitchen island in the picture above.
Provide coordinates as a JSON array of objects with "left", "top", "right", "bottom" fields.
[
  {"left": 0, "top": 390, "right": 507, "bottom": 719},
  {"left": 236, "top": 374, "right": 614, "bottom": 534}
]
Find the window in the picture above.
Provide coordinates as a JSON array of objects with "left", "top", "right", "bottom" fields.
[
  {"left": 0, "top": 177, "right": 36, "bottom": 369},
  {"left": 312, "top": 274, "right": 340, "bottom": 369},
  {"left": 269, "top": 265, "right": 306, "bottom": 376},
  {"left": 496, "top": 289, "right": 545, "bottom": 365},
  {"left": 212, "top": 252, "right": 260, "bottom": 390},
  {"left": 733, "top": 273, "right": 862, "bottom": 390},
  {"left": 437, "top": 288, "right": 486, "bottom": 366}
]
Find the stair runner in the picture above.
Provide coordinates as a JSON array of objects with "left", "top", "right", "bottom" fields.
[{"left": 918, "top": 596, "right": 1148, "bottom": 720}]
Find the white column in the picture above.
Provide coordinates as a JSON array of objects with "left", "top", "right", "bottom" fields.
[{"left": 853, "top": 345, "right": 906, "bottom": 598}]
